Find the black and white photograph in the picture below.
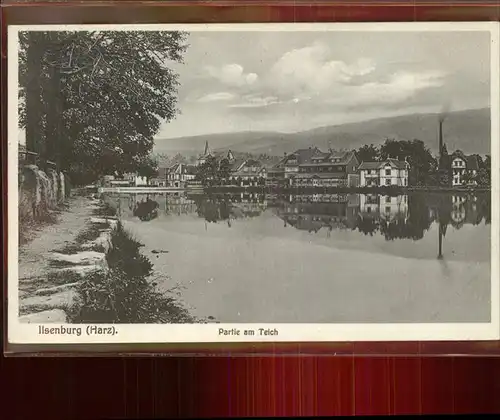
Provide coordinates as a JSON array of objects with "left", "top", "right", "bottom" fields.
[{"left": 7, "top": 23, "right": 500, "bottom": 344}]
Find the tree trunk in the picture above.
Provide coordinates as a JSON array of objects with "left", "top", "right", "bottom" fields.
[
  {"left": 25, "top": 34, "right": 44, "bottom": 163},
  {"left": 43, "top": 65, "right": 62, "bottom": 167}
]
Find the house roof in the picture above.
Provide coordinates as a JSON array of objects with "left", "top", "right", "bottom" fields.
[
  {"left": 168, "top": 163, "right": 197, "bottom": 175},
  {"left": 450, "top": 151, "right": 480, "bottom": 171},
  {"left": 448, "top": 150, "right": 479, "bottom": 171},
  {"left": 232, "top": 168, "right": 266, "bottom": 177},
  {"left": 358, "top": 162, "right": 381, "bottom": 170},
  {"left": 358, "top": 158, "right": 408, "bottom": 171},
  {"left": 325, "top": 150, "right": 357, "bottom": 164},
  {"left": 285, "top": 148, "right": 324, "bottom": 164},
  {"left": 466, "top": 155, "right": 479, "bottom": 171},
  {"left": 157, "top": 167, "right": 169, "bottom": 178},
  {"left": 244, "top": 159, "right": 263, "bottom": 167},
  {"left": 230, "top": 158, "right": 246, "bottom": 171},
  {"left": 451, "top": 150, "right": 467, "bottom": 160},
  {"left": 184, "top": 165, "right": 197, "bottom": 175},
  {"left": 285, "top": 148, "right": 356, "bottom": 166},
  {"left": 168, "top": 163, "right": 181, "bottom": 172}
]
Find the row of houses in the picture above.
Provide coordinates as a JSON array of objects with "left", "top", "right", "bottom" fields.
[
  {"left": 102, "top": 141, "right": 480, "bottom": 189},
  {"left": 268, "top": 147, "right": 411, "bottom": 188},
  {"left": 154, "top": 144, "right": 411, "bottom": 188},
  {"left": 152, "top": 142, "right": 269, "bottom": 188}
]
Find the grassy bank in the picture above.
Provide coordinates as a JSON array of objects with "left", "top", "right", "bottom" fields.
[{"left": 68, "top": 218, "right": 195, "bottom": 324}]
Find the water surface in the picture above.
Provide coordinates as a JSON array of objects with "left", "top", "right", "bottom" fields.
[{"left": 103, "top": 191, "right": 491, "bottom": 323}]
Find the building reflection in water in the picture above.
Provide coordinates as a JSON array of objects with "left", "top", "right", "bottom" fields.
[
  {"left": 120, "top": 191, "right": 490, "bottom": 259},
  {"left": 271, "top": 193, "right": 359, "bottom": 234},
  {"left": 270, "top": 192, "right": 489, "bottom": 260}
]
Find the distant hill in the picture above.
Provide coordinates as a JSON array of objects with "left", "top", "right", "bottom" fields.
[{"left": 153, "top": 108, "right": 491, "bottom": 158}]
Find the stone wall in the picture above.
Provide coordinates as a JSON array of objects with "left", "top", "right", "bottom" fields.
[{"left": 19, "top": 165, "right": 69, "bottom": 223}]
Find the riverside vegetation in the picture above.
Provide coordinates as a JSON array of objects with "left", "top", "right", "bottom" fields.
[
  {"left": 69, "top": 217, "right": 195, "bottom": 324},
  {"left": 20, "top": 198, "right": 198, "bottom": 324}
]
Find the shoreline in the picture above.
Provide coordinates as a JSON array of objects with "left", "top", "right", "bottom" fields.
[
  {"left": 18, "top": 193, "right": 198, "bottom": 324},
  {"left": 96, "top": 185, "right": 491, "bottom": 195}
]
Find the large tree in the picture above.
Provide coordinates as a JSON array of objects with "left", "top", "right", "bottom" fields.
[
  {"left": 355, "top": 144, "right": 379, "bottom": 163},
  {"left": 380, "top": 138, "right": 437, "bottom": 186},
  {"left": 18, "top": 30, "right": 188, "bottom": 184},
  {"left": 195, "top": 155, "right": 220, "bottom": 186},
  {"left": 477, "top": 154, "right": 491, "bottom": 187}
]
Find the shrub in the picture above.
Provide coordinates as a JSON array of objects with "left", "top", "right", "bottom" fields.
[
  {"left": 92, "top": 201, "right": 117, "bottom": 217},
  {"left": 69, "top": 221, "right": 193, "bottom": 323},
  {"left": 71, "top": 268, "right": 192, "bottom": 323}
]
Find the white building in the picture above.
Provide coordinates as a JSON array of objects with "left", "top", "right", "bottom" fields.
[
  {"left": 358, "top": 158, "right": 410, "bottom": 187},
  {"left": 166, "top": 163, "right": 197, "bottom": 188},
  {"left": 450, "top": 151, "right": 479, "bottom": 186},
  {"left": 124, "top": 173, "right": 148, "bottom": 186},
  {"left": 229, "top": 159, "right": 267, "bottom": 186}
]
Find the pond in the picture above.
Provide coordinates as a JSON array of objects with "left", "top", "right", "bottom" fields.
[{"left": 102, "top": 191, "right": 492, "bottom": 324}]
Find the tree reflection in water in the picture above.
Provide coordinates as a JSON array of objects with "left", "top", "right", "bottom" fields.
[
  {"left": 186, "top": 192, "right": 490, "bottom": 256},
  {"left": 273, "top": 192, "right": 490, "bottom": 243},
  {"left": 133, "top": 197, "right": 159, "bottom": 221},
  {"left": 192, "top": 194, "right": 266, "bottom": 226}
]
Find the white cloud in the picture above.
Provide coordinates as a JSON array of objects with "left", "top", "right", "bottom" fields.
[
  {"left": 205, "top": 63, "right": 258, "bottom": 87},
  {"left": 197, "top": 92, "right": 236, "bottom": 103},
  {"left": 229, "top": 95, "right": 280, "bottom": 108},
  {"left": 195, "top": 43, "right": 447, "bottom": 113},
  {"left": 326, "top": 70, "right": 446, "bottom": 107},
  {"left": 268, "top": 42, "right": 376, "bottom": 96}
]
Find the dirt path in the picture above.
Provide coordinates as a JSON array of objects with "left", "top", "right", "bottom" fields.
[
  {"left": 18, "top": 195, "right": 99, "bottom": 283},
  {"left": 16, "top": 194, "right": 115, "bottom": 323}
]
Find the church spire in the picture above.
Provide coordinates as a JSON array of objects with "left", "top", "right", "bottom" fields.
[{"left": 203, "top": 141, "right": 211, "bottom": 156}]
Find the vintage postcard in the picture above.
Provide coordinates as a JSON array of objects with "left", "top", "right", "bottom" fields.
[{"left": 7, "top": 22, "right": 500, "bottom": 345}]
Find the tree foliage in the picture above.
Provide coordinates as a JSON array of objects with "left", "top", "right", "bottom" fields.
[
  {"left": 18, "top": 30, "right": 188, "bottom": 184},
  {"left": 195, "top": 155, "right": 233, "bottom": 186},
  {"left": 379, "top": 138, "right": 437, "bottom": 186},
  {"left": 218, "top": 158, "right": 231, "bottom": 180},
  {"left": 136, "top": 155, "right": 159, "bottom": 181},
  {"left": 195, "top": 155, "right": 219, "bottom": 185},
  {"left": 355, "top": 144, "right": 379, "bottom": 163},
  {"left": 477, "top": 154, "right": 491, "bottom": 187}
]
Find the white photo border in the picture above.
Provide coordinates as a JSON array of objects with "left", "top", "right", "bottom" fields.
[{"left": 7, "top": 21, "right": 500, "bottom": 345}]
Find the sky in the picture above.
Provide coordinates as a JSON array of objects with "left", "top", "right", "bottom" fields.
[{"left": 157, "top": 30, "right": 492, "bottom": 139}]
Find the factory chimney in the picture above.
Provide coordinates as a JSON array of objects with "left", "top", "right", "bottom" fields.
[
  {"left": 438, "top": 117, "right": 443, "bottom": 158},
  {"left": 438, "top": 103, "right": 450, "bottom": 168}
]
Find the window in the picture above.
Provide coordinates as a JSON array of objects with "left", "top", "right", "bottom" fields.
[
  {"left": 367, "top": 207, "right": 371, "bottom": 213},
  {"left": 385, "top": 179, "right": 391, "bottom": 186},
  {"left": 385, "top": 206, "right": 391, "bottom": 213},
  {"left": 385, "top": 196, "right": 391, "bottom": 203},
  {"left": 385, "top": 168, "right": 391, "bottom": 176},
  {"left": 353, "top": 166, "right": 356, "bottom": 172},
  {"left": 403, "top": 179, "right": 406, "bottom": 186}
]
